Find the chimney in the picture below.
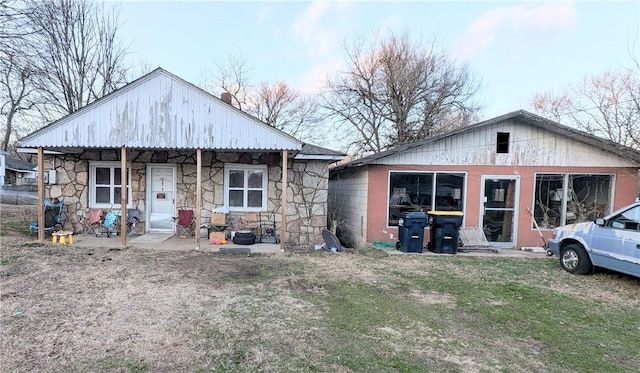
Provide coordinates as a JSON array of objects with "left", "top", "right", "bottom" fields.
[{"left": 221, "top": 92, "right": 232, "bottom": 105}]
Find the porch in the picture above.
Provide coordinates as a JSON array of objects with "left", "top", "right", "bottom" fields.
[{"left": 65, "top": 232, "right": 284, "bottom": 254}]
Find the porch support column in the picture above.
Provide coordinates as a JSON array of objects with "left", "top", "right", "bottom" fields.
[
  {"left": 195, "top": 148, "right": 202, "bottom": 250},
  {"left": 280, "top": 150, "right": 288, "bottom": 251},
  {"left": 120, "top": 146, "right": 127, "bottom": 248},
  {"left": 37, "top": 147, "right": 44, "bottom": 241}
]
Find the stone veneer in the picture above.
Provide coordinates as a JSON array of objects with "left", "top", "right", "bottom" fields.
[{"left": 41, "top": 149, "right": 329, "bottom": 249}]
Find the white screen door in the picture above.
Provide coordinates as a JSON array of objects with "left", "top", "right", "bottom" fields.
[{"left": 147, "top": 165, "right": 176, "bottom": 232}]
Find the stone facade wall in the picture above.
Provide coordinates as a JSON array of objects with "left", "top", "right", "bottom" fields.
[{"left": 42, "top": 150, "right": 329, "bottom": 248}]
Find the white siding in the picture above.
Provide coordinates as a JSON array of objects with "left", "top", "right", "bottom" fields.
[
  {"left": 21, "top": 69, "right": 301, "bottom": 151},
  {"left": 379, "top": 119, "right": 637, "bottom": 167},
  {"left": 328, "top": 168, "right": 369, "bottom": 248}
]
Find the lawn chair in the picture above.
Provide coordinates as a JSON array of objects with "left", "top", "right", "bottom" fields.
[
  {"left": 174, "top": 209, "right": 195, "bottom": 237},
  {"left": 126, "top": 208, "right": 141, "bottom": 236},
  {"left": 29, "top": 199, "right": 64, "bottom": 236},
  {"left": 82, "top": 208, "right": 104, "bottom": 236},
  {"left": 100, "top": 209, "right": 120, "bottom": 237}
]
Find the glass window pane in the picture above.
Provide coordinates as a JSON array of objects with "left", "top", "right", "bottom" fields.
[
  {"left": 229, "top": 170, "right": 244, "bottom": 188},
  {"left": 114, "top": 187, "right": 122, "bottom": 204},
  {"left": 388, "top": 172, "right": 432, "bottom": 226},
  {"left": 229, "top": 190, "right": 244, "bottom": 207},
  {"left": 435, "top": 173, "right": 464, "bottom": 211},
  {"left": 247, "top": 190, "right": 262, "bottom": 207},
  {"left": 95, "top": 167, "right": 111, "bottom": 185},
  {"left": 114, "top": 168, "right": 121, "bottom": 185},
  {"left": 533, "top": 174, "right": 564, "bottom": 229},
  {"left": 96, "top": 187, "right": 110, "bottom": 204},
  {"left": 567, "top": 174, "right": 612, "bottom": 223},
  {"left": 248, "top": 170, "right": 263, "bottom": 188}
]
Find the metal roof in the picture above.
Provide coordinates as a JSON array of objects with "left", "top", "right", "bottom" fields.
[
  {"left": 19, "top": 68, "right": 304, "bottom": 152},
  {"left": 333, "top": 110, "right": 640, "bottom": 170}
]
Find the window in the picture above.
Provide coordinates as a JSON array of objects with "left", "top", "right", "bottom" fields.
[
  {"left": 388, "top": 171, "right": 465, "bottom": 226},
  {"left": 533, "top": 173, "right": 612, "bottom": 229},
  {"left": 89, "top": 162, "right": 131, "bottom": 208},
  {"left": 224, "top": 164, "right": 268, "bottom": 211},
  {"left": 496, "top": 132, "right": 510, "bottom": 153}
]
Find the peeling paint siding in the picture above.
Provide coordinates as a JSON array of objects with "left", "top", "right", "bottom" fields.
[
  {"left": 21, "top": 72, "right": 301, "bottom": 151},
  {"left": 380, "top": 120, "right": 637, "bottom": 167}
]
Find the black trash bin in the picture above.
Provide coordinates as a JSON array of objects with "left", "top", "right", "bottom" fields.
[
  {"left": 427, "top": 211, "right": 464, "bottom": 254},
  {"left": 396, "top": 212, "right": 428, "bottom": 253}
]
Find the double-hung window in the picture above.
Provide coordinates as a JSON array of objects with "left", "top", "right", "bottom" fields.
[
  {"left": 89, "top": 162, "right": 131, "bottom": 208},
  {"left": 224, "top": 164, "right": 268, "bottom": 211}
]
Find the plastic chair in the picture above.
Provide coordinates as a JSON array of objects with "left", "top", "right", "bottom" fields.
[
  {"left": 174, "top": 209, "right": 195, "bottom": 237},
  {"left": 29, "top": 199, "right": 64, "bottom": 236},
  {"left": 83, "top": 208, "right": 104, "bottom": 236}
]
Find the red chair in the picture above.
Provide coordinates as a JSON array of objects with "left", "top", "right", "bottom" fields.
[
  {"left": 83, "top": 208, "right": 104, "bottom": 236},
  {"left": 174, "top": 209, "right": 195, "bottom": 237}
]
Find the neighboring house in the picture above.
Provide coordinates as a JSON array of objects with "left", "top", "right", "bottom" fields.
[
  {"left": 0, "top": 152, "right": 36, "bottom": 186},
  {"left": 18, "top": 68, "right": 344, "bottom": 247},
  {"left": 329, "top": 110, "right": 640, "bottom": 250}
]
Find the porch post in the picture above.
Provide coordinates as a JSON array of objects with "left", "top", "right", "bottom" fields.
[
  {"left": 120, "top": 146, "right": 127, "bottom": 248},
  {"left": 37, "top": 147, "right": 44, "bottom": 241},
  {"left": 280, "top": 150, "right": 288, "bottom": 251},
  {"left": 196, "top": 148, "right": 202, "bottom": 250}
]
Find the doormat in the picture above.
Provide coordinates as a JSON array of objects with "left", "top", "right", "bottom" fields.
[{"left": 128, "top": 233, "right": 174, "bottom": 244}]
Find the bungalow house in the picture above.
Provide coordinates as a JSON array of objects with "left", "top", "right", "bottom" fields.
[
  {"left": 0, "top": 152, "right": 37, "bottom": 187},
  {"left": 329, "top": 110, "right": 640, "bottom": 250},
  {"left": 19, "top": 68, "right": 344, "bottom": 249}
]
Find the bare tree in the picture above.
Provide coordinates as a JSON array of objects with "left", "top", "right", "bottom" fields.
[
  {"left": 200, "top": 54, "right": 253, "bottom": 111},
  {"left": 323, "top": 32, "right": 482, "bottom": 155},
  {"left": 201, "top": 56, "right": 322, "bottom": 143},
  {"left": 24, "top": 0, "right": 130, "bottom": 115},
  {"left": 0, "top": 49, "right": 38, "bottom": 151},
  {"left": 531, "top": 69, "right": 640, "bottom": 149},
  {"left": 248, "top": 82, "right": 322, "bottom": 143}
]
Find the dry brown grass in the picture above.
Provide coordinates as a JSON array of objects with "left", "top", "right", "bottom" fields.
[{"left": 2, "top": 204, "right": 639, "bottom": 372}]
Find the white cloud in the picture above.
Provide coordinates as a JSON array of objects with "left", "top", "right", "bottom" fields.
[
  {"left": 297, "top": 58, "right": 345, "bottom": 94},
  {"left": 455, "top": 3, "right": 577, "bottom": 59}
]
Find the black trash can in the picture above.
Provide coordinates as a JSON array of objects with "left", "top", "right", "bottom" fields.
[
  {"left": 396, "top": 212, "right": 428, "bottom": 253},
  {"left": 427, "top": 211, "right": 464, "bottom": 254}
]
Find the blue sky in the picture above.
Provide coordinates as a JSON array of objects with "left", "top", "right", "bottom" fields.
[{"left": 118, "top": 0, "right": 640, "bottom": 122}]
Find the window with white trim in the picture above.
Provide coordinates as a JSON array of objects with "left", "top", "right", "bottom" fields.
[
  {"left": 224, "top": 164, "right": 268, "bottom": 211},
  {"left": 89, "top": 162, "right": 131, "bottom": 208},
  {"left": 388, "top": 171, "right": 465, "bottom": 226}
]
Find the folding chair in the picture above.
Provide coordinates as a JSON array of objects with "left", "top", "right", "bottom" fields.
[
  {"left": 29, "top": 199, "right": 64, "bottom": 236},
  {"left": 100, "top": 210, "right": 120, "bottom": 237},
  {"left": 241, "top": 212, "right": 261, "bottom": 240},
  {"left": 82, "top": 208, "right": 104, "bottom": 236},
  {"left": 174, "top": 209, "right": 195, "bottom": 237},
  {"left": 126, "top": 209, "right": 141, "bottom": 236}
]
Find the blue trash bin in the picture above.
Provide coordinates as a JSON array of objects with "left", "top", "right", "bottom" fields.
[{"left": 396, "top": 212, "right": 428, "bottom": 253}]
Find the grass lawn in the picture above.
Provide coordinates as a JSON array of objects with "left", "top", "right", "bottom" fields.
[{"left": 1, "top": 204, "right": 639, "bottom": 372}]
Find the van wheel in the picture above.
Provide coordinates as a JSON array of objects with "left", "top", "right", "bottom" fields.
[{"left": 560, "top": 243, "right": 593, "bottom": 275}]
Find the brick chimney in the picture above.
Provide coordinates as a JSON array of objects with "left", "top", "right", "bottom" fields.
[{"left": 221, "top": 92, "right": 232, "bottom": 105}]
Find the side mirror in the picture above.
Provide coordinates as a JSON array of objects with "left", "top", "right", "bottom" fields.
[{"left": 595, "top": 218, "right": 605, "bottom": 226}]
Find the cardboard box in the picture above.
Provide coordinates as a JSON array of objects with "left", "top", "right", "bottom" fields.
[
  {"left": 209, "top": 232, "right": 226, "bottom": 242},
  {"left": 210, "top": 213, "right": 226, "bottom": 225}
]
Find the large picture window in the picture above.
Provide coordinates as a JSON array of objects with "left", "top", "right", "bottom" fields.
[
  {"left": 89, "top": 162, "right": 131, "bottom": 208},
  {"left": 388, "top": 171, "right": 465, "bottom": 226},
  {"left": 224, "top": 164, "right": 268, "bottom": 211},
  {"left": 533, "top": 173, "right": 613, "bottom": 229}
]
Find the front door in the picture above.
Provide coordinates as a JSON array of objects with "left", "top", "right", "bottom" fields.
[
  {"left": 147, "top": 165, "right": 176, "bottom": 232},
  {"left": 480, "top": 176, "right": 519, "bottom": 246}
]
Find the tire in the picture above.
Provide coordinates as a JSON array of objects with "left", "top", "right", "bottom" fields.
[
  {"left": 233, "top": 231, "right": 255, "bottom": 245},
  {"left": 560, "top": 243, "right": 593, "bottom": 275}
]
